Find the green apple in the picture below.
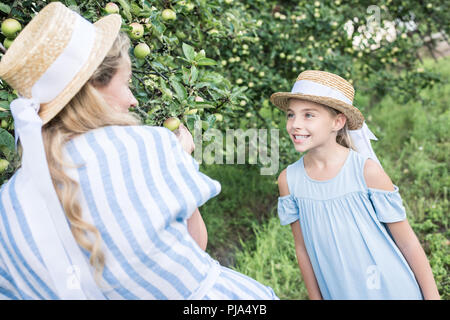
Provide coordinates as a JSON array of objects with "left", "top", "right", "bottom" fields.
[
  {"left": 1, "top": 18, "right": 22, "bottom": 39},
  {"left": 214, "top": 113, "right": 223, "bottom": 122},
  {"left": 185, "top": 108, "right": 198, "bottom": 115},
  {"left": 176, "top": 30, "right": 186, "bottom": 39},
  {"left": 208, "top": 28, "right": 219, "bottom": 35},
  {"left": 1, "top": 119, "right": 8, "bottom": 129},
  {"left": 134, "top": 43, "right": 150, "bottom": 59},
  {"left": 162, "top": 9, "right": 176, "bottom": 21},
  {"left": 0, "top": 159, "right": 9, "bottom": 173},
  {"left": 163, "top": 117, "right": 181, "bottom": 131},
  {"left": 3, "top": 38, "right": 13, "bottom": 49},
  {"left": 128, "top": 22, "right": 144, "bottom": 40},
  {"left": 105, "top": 2, "right": 119, "bottom": 14},
  {"left": 185, "top": 3, "right": 195, "bottom": 11}
]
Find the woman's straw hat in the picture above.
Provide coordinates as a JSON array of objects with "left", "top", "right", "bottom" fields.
[
  {"left": 270, "top": 70, "right": 364, "bottom": 130},
  {"left": 0, "top": 2, "right": 122, "bottom": 124}
]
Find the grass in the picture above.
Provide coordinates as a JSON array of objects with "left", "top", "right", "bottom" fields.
[
  {"left": 199, "top": 163, "right": 278, "bottom": 266},
  {"left": 200, "top": 56, "right": 449, "bottom": 299}
]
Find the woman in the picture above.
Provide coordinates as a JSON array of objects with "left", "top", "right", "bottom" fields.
[{"left": 0, "top": 2, "right": 278, "bottom": 300}]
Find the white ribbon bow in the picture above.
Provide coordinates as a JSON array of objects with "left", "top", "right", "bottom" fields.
[
  {"left": 7, "top": 10, "right": 105, "bottom": 300},
  {"left": 348, "top": 122, "right": 380, "bottom": 165}
]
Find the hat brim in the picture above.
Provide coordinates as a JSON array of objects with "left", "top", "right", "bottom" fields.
[
  {"left": 270, "top": 92, "right": 364, "bottom": 130},
  {"left": 39, "top": 14, "right": 122, "bottom": 125}
]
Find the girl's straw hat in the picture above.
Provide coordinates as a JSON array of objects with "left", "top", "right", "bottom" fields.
[
  {"left": 0, "top": 2, "right": 122, "bottom": 124},
  {"left": 270, "top": 70, "right": 364, "bottom": 130}
]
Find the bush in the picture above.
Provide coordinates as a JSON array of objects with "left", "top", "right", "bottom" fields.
[{"left": 0, "top": 0, "right": 447, "bottom": 183}]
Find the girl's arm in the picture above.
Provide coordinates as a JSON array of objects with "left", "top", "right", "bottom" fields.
[
  {"left": 387, "top": 220, "right": 440, "bottom": 299},
  {"left": 187, "top": 208, "right": 208, "bottom": 251},
  {"left": 364, "top": 159, "right": 440, "bottom": 300},
  {"left": 290, "top": 221, "right": 323, "bottom": 300},
  {"left": 278, "top": 169, "right": 323, "bottom": 300}
]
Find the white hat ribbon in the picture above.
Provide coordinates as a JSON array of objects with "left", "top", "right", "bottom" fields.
[
  {"left": 349, "top": 122, "right": 380, "bottom": 165},
  {"left": 9, "top": 11, "right": 105, "bottom": 300}
]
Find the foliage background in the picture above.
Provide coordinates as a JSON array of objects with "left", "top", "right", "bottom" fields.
[{"left": 0, "top": 0, "right": 448, "bottom": 299}]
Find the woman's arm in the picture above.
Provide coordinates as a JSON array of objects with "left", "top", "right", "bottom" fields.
[
  {"left": 364, "top": 159, "right": 440, "bottom": 300},
  {"left": 187, "top": 208, "right": 208, "bottom": 251},
  {"left": 278, "top": 169, "right": 323, "bottom": 300},
  {"left": 175, "top": 125, "right": 207, "bottom": 250}
]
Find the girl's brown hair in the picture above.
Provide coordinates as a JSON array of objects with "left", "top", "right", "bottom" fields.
[{"left": 323, "top": 105, "right": 356, "bottom": 150}]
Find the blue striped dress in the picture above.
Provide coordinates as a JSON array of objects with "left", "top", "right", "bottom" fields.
[{"left": 0, "top": 125, "right": 278, "bottom": 300}]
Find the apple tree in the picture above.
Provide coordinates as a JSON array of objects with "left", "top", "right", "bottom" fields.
[{"left": 0, "top": 0, "right": 447, "bottom": 183}]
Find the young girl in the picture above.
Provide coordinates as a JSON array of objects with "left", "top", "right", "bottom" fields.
[
  {"left": 271, "top": 70, "right": 440, "bottom": 300},
  {"left": 0, "top": 2, "right": 278, "bottom": 300}
]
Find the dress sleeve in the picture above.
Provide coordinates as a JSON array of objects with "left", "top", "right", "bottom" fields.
[
  {"left": 165, "top": 127, "right": 221, "bottom": 211},
  {"left": 368, "top": 185, "right": 407, "bottom": 223},
  {"left": 277, "top": 194, "right": 299, "bottom": 225}
]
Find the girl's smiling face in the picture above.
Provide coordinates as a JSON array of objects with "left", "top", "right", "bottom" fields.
[
  {"left": 96, "top": 56, "right": 138, "bottom": 113},
  {"left": 286, "top": 99, "right": 346, "bottom": 153}
]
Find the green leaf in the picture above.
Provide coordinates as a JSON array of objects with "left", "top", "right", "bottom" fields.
[
  {"left": 66, "top": 0, "right": 78, "bottom": 6},
  {"left": 190, "top": 66, "right": 198, "bottom": 84},
  {"left": 116, "top": 0, "right": 132, "bottom": 21},
  {"left": 130, "top": 3, "right": 141, "bottom": 16},
  {"left": 0, "top": 128, "right": 14, "bottom": 153},
  {"left": 194, "top": 102, "right": 215, "bottom": 109},
  {"left": 196, "top": 58, "right": 217, "bottom": 66},
  {"left": 169, "top": 77, "right": 187, "bottom": 102},
  {"left": 0, "top": 101, "right": 10, "bottom": 110},
  {"left": 181, "top": 66, "right": 190, "bottom": 85},
  {"left": 0, "top": 2, "right": 11, "bottom": 14},
  {"left": 151, "top": 20, "right": 166, "bottom": 37},
  {"left": 0, "top": 91, "right": 8, "bottom": 100},
  {"left": 182, "top": 43, "right": 196, "bottom": 61},
  {"left": 206, "top": 114, "right": 216, "bottom": 128},
  {"left": 185, "top": 114, "right": 201, "bottom": 132}
]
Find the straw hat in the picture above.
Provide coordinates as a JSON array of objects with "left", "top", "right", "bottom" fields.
[
  {"left": 0, "top": 2, "right": 122, "bottom": 124},
  {"left": 270, "top": 70, "right": 364, "bottom": 130}
]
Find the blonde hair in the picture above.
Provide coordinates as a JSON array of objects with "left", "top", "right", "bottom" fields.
[
  {"left": 323, "top": 105, "right": 356, "bottom": 150},
  {"left": 41, "top": 32, "right": 141, "bottom": 284}
]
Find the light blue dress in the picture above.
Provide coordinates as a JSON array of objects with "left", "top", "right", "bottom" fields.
[{"left": 278, "top": 149, "right": 423, "bottom": 300}]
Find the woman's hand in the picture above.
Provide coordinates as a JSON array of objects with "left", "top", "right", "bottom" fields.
[{"left": 174, "top": 123, "right": 195, "bottom": 155}]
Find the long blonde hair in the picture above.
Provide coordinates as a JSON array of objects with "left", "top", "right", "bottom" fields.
[{"left": 41, "top": 32, "right": 141, "bottom": 283}]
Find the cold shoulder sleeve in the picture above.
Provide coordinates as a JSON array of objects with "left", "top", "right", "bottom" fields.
[
  {"left": 368, "top": 185, "right": 407, "bottom": 223},
  {"left": 277, "top": 194, "right": 299, "bottom": 225}
]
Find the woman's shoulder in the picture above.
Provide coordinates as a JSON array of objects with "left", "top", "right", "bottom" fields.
[
  {"left": 88, "top": 124, "right": 174, "bottom": 140},
  {"left": 68, "top": 125, "right": 175, "bottom": 150},
  {"left": 62, "top": 125, "right": 178, "bottom": 171}
]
